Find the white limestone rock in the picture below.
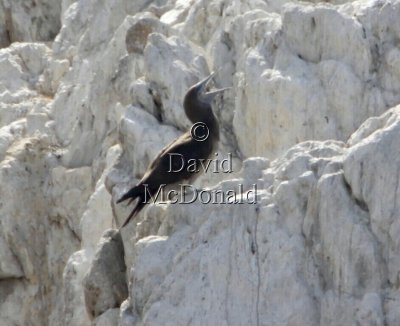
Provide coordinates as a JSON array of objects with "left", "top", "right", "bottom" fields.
[
  {"left": 83, "top": 229, "right": 127, "bottom": 320},
  {"left": 49, "top": 166, "right": 93, "bottom": 237},
  {"left": 0, "top": 235, "right": 23, "bottom": 279},
  {"left": 125, "top": 13, "right": 171, "bottom": 55},
  {"left": 51, "top": 8, "right": 155, "bottom": 169},
  {"left": 343, "top": 106, "right": 400, "bottom": 289},
  {"left": 81, "top": 145, "right": 121, "bottom": 251},
  {"left": 0, "top": 137, "right": 81, "bottom": 326},
  {"left": 0, "top": 43, "right": 53, "bottom": 103},
  {"left": 143, "top": 32, "right": 209, "bottom": 130},
  {"left": 2, "top": 0, "right": 400, "bottom": 325},
  {"left": 117, "top": 105, "right": 180, "bottom": 181},
  {"left": 228, "top": 1, "right": 400, "bottom": 158},
  {"left": 0, "top": 1, "right": 8, "bottom": 48},
  {"left": 92, "top": 308, "right": 120, "bottom": 326},
  {"left": 0, "top": 279, "right": 40, "bottom": 326},
  {"left": 51, "top": 144, "right": 122, "bottom": 325},
  {"left": 50, "top": 250, "right": 92, "bottom": 326},
  {"left": 0, "top": 0, "right": 62, "bottom": 47},
  {"left": 119, "top": 106, "right": 400, "bottom": 325},
  {"left": 0, "top": 30, "right": 80, "bottom": 326}
]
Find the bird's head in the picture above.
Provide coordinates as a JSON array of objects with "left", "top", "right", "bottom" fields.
[
  {"left": 184, "top": 71, "right": 230, "bottom": 122},
  {"left": 187, "top": 71, "right": 230, "bottom": 104}
]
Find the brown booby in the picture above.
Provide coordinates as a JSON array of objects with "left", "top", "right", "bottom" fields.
[{"left": 117, "top": 72, "right": 228, "bottom": 227}]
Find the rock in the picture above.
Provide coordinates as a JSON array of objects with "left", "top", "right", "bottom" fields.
[
  {"left": 50, "top": 145, "right": 121, "bottom": 326},
  {"left": 125, "top": 13, "right": 170, "bottom": 54},
  {"left": 0, "top": 235, "right": 23, "bottom": 278},
  {"left": 0, "top": 0, "right": 61, "bottom": 47},
  {"left": 50, "top": 250, "right": 91, "bottom": 326},
  {"left": 229, "top": 1, "right": 400, "bottom": 158},
  {"left": 0, "top": 279, "right": 39, "bottom": 326},
  {"left": 49, "top": 166, "right": 93, "bottom": 238},
  {"left": 0, "top": 137, "right": 81, "bottom": 326},
  {"left": 356, "top": 293, "right": 384, "bottom": 326},
  {"left": 1, "top": 0, "right": 400, "bottom": 325},
  {"left": 343, "top": 106, "right": 400, "bottom": 288},
  {"left": 80, "top": 145, "right": 121, "bottom": 251},
  {"left": 119, "top": 106, "right": 400, "bottom": 325},
  {"left": 83, "top": 229, "right": 128, "bottom": 319},
  {"left": 92, "top": 308, "right": 120, "bottom": 326},
  {"left": 0, "top": 2, "right": 9, "bottom": 48},
  {"left": 143, "top": 32, "right": 209, "bottom": 129}
]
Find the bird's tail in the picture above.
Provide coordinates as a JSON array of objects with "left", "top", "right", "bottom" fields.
[
  {"left": 120, "top": 200, "right": 146, "bottom": 228},
  {"left": 117, "top": 185, "right": 147, "bottom": 228},
  {"left": 117, "top": 185, "right": 142, "bottom": 204}
]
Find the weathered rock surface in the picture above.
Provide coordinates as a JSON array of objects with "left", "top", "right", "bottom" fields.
[
  {"left": 83, "top": 229, "right": 127, "bottom": 319},
  {"left": 0, "top": 0, "right": 62, "bottom": 47},
  {"left": 1, "top": 0, "right": 400, "bottom": 325},
  {"left": 92, "top": 308, "right": 120, "bottom": 326},
  {"left": 119, "top": 105, "right": 400, "bottom": 325}
]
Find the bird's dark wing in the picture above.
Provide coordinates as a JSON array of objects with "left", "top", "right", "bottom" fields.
[
  {"left": 117, "top": 132, "right": 197, "bottom": 228},
  {"left": 147, "top": 132, "right": 191, "bottom": 172},
  {"left": 140, "top": 131, "right": 213, "bottom": 187},
  {"left": 140, "top": 132, "right": 191, "bottom": 182}
]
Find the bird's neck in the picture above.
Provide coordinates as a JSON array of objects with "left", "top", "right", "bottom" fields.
[
  {"left": 185, "top": 105, "right": 219, "bottom": 138},
  {"left": 204, "top": 112, "right": 219, "bottom": 139}
]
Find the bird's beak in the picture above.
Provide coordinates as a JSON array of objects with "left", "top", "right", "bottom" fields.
[
  {"left": 202, "top": 87, "right": 231, "bottom": 103},
  {"left": 194, "top": 71, "right": 216, "bottom": 93},
  {"left": 194, "top": 71, "right": 230, "bottom": 103}
]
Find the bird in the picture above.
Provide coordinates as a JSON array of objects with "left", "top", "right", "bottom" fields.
[{"left": 117, "top": 71, "right": 229, "bottom": 228}]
